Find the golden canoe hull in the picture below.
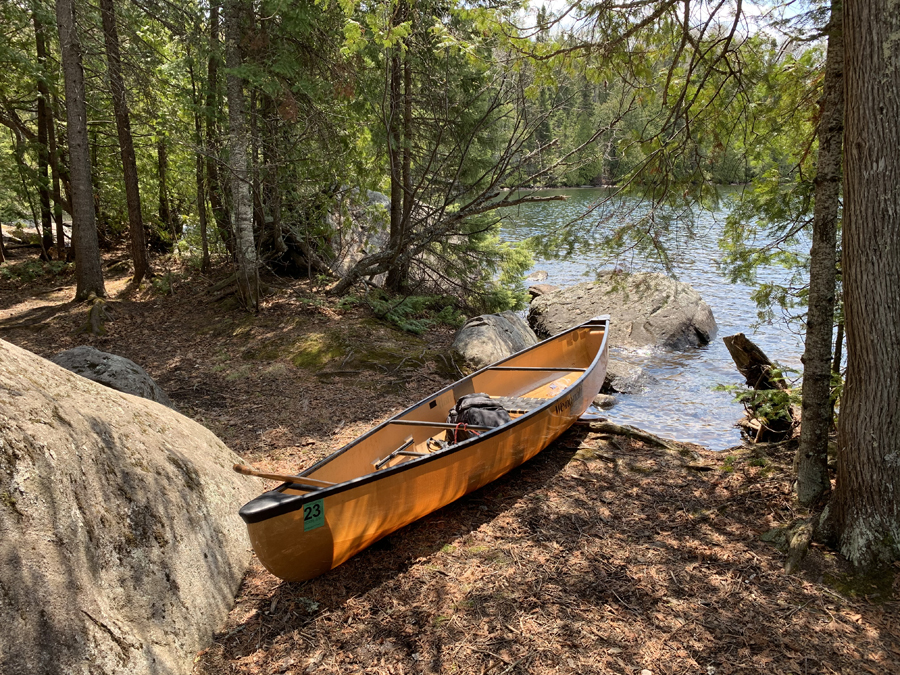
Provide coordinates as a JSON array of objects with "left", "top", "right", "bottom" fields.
[{"left": 239, "top": 316, "right": 610, "bottom": 581}]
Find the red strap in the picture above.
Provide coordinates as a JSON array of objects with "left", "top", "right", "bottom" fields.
[{"left": 453, "top": 423, "right": 481, "bottom": 444}]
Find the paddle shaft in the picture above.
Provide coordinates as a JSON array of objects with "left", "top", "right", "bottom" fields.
[{"left": 233, "top": 464, "right": 336, "bottom": 486}]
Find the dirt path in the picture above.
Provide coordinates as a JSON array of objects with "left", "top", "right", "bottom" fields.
[{"left": 1, "top": 250, "right": 897, "bottom": 674}]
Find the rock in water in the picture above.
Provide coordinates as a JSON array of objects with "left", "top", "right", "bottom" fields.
[
  {"left": 51, "top": 345, "right": 175, "bottom": 409},
  {"left": 451, "top": 311, "right": 538, "bottom": 372},
  {"left": 528, "top": 272, "right": 717, "bottom": 350},
  {"left": 0, "top": 339, "right": 263, "bottom": 675},
  {"left": 603, "top": 357, "right": 658, "bottom": 394}
]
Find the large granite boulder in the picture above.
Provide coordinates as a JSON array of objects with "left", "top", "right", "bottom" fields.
[
  {"left": 528, "top": 272, "right": 717, "bottom": 350},
  {"left": 0, "top": 339, "right": 263, "bottom": 675},
  {"left": 451, "top": 311, "right": 538, "bottom": 372},
  {"left": 51, "top": 345, "right": 175, "bottom": 409}
]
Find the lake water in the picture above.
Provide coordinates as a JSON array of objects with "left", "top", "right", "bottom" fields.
[{"left": 498, "top": 188, "right": 805, "bottom": 451}]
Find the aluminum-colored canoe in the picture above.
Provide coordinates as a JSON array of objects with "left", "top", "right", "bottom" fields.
[{"left": 238, "top": 316, "right": 610, "bottom": 581}]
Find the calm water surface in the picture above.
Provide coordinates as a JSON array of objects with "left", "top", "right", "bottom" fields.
[{"left": 498, "top": 188, "right": 805, "bottom": 451}]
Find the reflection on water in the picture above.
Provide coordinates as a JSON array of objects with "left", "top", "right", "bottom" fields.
[{"left": 499, "top": 188, "right": 805, "bottom": 451}]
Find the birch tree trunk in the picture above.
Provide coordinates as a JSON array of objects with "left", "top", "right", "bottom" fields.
[
  {"left": 224, "top": 0, "right": 259, "bottom": 310},
  {"left": 55, "top": 0, "right": 105, "bottom": 300},
  {"left": 829, "top": 0, "right": 900, "bottom": 570}
]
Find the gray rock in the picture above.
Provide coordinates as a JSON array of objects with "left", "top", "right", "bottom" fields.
[
  {"left": 528, "top": 284, "right": 560, "bottom": 300},
  {"left": 526, "top": 270, "right": 548, "bottom": 281},
  {"left": 51, "top": 345, "right": 175, "bottom": 409},
  {"left": 0, "top": 339, "right": 263, "bottom": 675},
  {"left": 528, "top": 272, "right": 717, "bottom": 350},
  {"left": 602, "top": 357, "right": 658, "bottom": 394},
  {"left": 451, "top": 311, "right": 538, "bottom": 372},
  {"left": 592, "top": 393, "right": 617, "bottom": 409}
]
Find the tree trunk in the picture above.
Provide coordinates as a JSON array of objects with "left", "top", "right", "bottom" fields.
[
  {"left": 224, "top": 0, "right": 259, "bottom": 310},
  {"left": 188, "top": 58, "right": 211, "bottom": 273},
  {"left": 250, "top": 90, "right": 265, "bottom": 234},
  {"left": 385, "top": 1, "right": 409, "bottom": 293},
  {"left": 830, "top": 0, "right": 900, "bottom": 571},
  {"left": 55, "top": 0, "right": 105, "bottom": 300},
  {"left": 206, "top": 2, "right": 232, "bottom": 254},
  {"left": 796, "top": 0, "right": 843, "bottom": 506},
  {"left": 100, "top": 0, "right": 151, "bottom": 284},
  {"left": 33, "top": 8, "right": 54, "bottom": 257},
  {"left": 50, "top": 95, "right": 66, "bottom": 259},
  {"left": 157, "top": 135, "right": 174, "bottom": 237}
]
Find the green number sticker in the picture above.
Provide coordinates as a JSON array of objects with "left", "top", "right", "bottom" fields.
[{"left": 303, "top": 499, "right": 325, "bottom": 531}]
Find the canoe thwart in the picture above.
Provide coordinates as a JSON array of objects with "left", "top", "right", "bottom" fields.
[
  {"left": 390, "top": 420, "right": 493, "bottom": 431},
  {"left": 373, "top": 436, "right": 420, "bottom": 470},
  {"left": 487, "top": 366, "right": 586, "bottom": 372}
]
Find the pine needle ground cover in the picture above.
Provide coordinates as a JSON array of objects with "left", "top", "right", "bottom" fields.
[{"left": 1, "top": 248, "right": 897, "bottom": 675}]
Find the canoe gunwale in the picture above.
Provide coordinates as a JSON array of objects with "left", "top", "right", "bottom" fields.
[{"left": 238, "top": 316, "right": 609, "bottom": 525}]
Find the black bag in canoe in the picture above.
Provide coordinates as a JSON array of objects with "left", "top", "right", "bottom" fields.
[{"left": 446, "top": 393, "right": 512, "bottom": 443}]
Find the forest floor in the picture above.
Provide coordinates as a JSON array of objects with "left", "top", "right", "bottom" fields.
[{"left": 1, "top": 247, "right": 899, "bottom": 675}]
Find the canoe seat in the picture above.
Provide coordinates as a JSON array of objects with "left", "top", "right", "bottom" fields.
[{"left": 491, "top": 396, "right": 548, "bottom": 415}]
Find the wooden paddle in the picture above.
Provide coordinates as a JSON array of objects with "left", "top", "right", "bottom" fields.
[{"left": 232, "top": 464, "right": 336, "bottom": 487}]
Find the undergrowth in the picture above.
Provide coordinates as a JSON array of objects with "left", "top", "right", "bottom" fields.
[
  {"left": 0, "top": 259, "right": 72, "bottom": 283},
  {"left": 364, "top": 291, "right": 466, "bottom": 334}
]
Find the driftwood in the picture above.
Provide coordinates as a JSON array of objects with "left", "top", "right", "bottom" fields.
[
  {"left": 723, "top": 333, "right": 788, "bottom": 391},
  {"left": 723, "top": 333, "right": 796, "bottom": 442}
]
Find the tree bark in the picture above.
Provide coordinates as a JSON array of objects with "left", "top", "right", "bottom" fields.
[
  {"left": 206, "top": 2, "right": 232, "bottom": 253},
  {"left": 50, "top": 95, "right": 66, "bottom": 259},
  {"left": 100, "top": 0, "right": 151, "bottom": 284},
  {"left": 157, "top": 135, "right": 175, "bottom": 237},
  {"left": 385, "top": 0, "right": 409, "bottom": 293},
  {"left": 796, "top": 0, "right": 843, "bottom": 506},
  {"left": 33, "top": 8, "right": 54, "bottom": 257},
  {"left": 55, "top": 0, "right": 106, "bottom": 300},
  {"left": 830, "top": 0, "right": 900, "bottom": 571},
  {"left": 188, "top": 58, "right": 211, "bottom": 273},
  {"left": 224, "top": 0, "right": 259, "bottom": 310}
]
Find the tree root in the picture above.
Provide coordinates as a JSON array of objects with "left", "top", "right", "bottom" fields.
[
  {"left": 208, "top": 273, "right": 237, "bottom": 294},
  {"left": 574, "top": 420, "right": 705, "bottom": 465},
  {"left": 760, "top": 517, "right": 815, "bottom": 574},
  {"left": 77, "top": 294, "right": 114, "bottom": 336},
  {"left": 209, "top": 285, "right": 237, "bottom": 303},
  {"left": 784, "top": 519, "right": 815, "bottom": 574}
]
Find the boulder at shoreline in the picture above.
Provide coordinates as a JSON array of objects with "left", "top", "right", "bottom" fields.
[{"left": 528, "top": 272, "right": 717, "bottom": 350}]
